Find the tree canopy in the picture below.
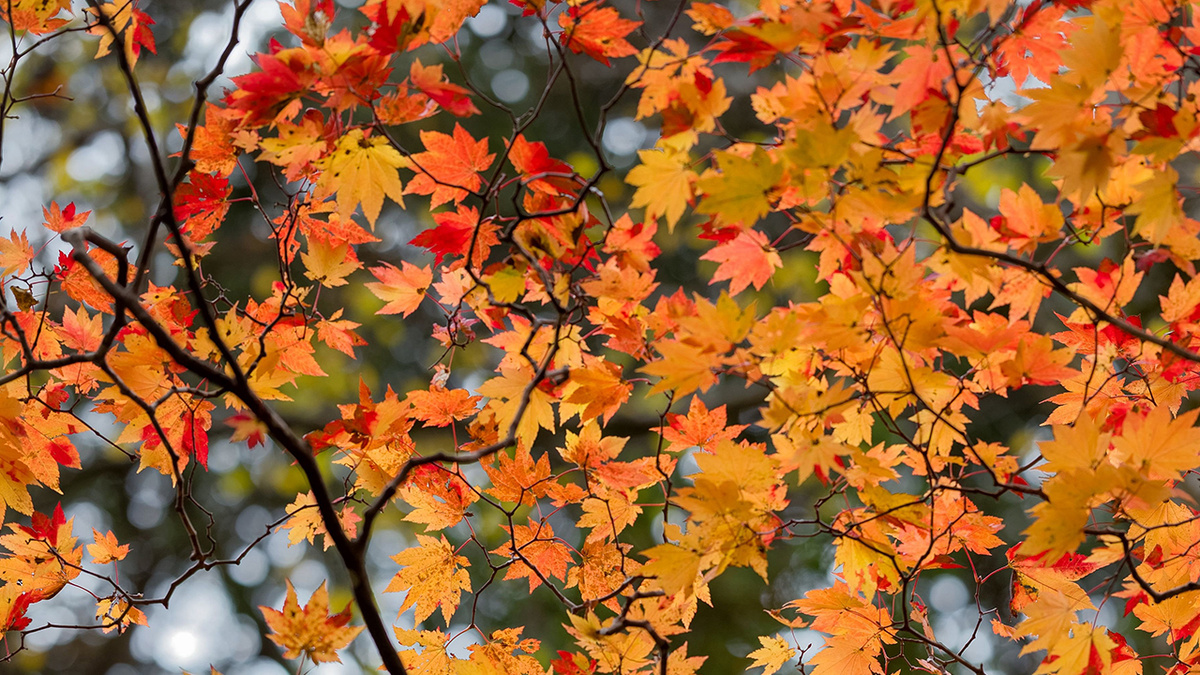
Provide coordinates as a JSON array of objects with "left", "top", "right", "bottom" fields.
[{"left": 3, "top": 0, "right": 1200, "bottom": 674}]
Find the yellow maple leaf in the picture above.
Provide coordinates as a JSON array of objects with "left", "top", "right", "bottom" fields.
[
  {"left": 386, "top": 534, "right": 472, "bottom": 625},
  {"left": 1112, "top": 406, "right": 1200, "bottom": 480},
  {"left": 0, "top": 229, "right": 34, "bottom": 277},
  {"left": 477, "top": 364, "right": 556, "bottom": 448},
  {"left": 315, "top": 129, "right": 408, "bottom": 228},
  {"left": 641, "top": 339, "right": 722, "bottom": 397},
  {"left": 640, "top": 542, "right": 704, "bottom": 597},
  {"left": 627, "top": 141, "right": 696, "bottom": 231},
  {"left": 695, "top": 146, "right": 783, "bottom": 226},
  {"left": 281, "top": 492, "right": 324, "bottom": 548},
  {"left": 747, "top": 635, "right": 795, "bottom": 675},
  {"left": 1126, "top": 166, "right": 1183, "bottom": 244},
  {"left": 395, "top": 627, "right": 462, "bottom": 674},
  {"left": 260, "top": 580, "right": 364, "bottom": 663},
  {"left": 301, "top": 233, "right": 359, "bottom": 287},
  {"left": 95, "top": 595, "right": 147, "bottom": 634}
]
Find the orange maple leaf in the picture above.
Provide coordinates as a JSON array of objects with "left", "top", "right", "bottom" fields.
[
  {"left": 399, "top": 465, "right": 478, "bottom": 531},
  {"left": 86, "top": 529, "right": 129, "bottom": 564},
  {"left": 1, "top": 0, "right": 71, "bottom": 34},
  {"left": 260, "top": 580, "right": 364, "bottom": 663},
  {"left": 42, "top": 202, "right": 92, "bottom": 234},
  {"left": 559, "top": 3, "right": 640, "bottom": 66},
  {"left": 404, "top": 124, "right": 494, "bottom": 207},
  {"left": 407, "top": 385, "right": 481, "bottom": 427},
  {"left": 484, "top": 446, "right": 552, "bottom": 506},
  {"left": 562, "top": 357, "right": 631, "bottom": 425},
  {"left": 408, "top": 59, "right": 480, "bottom": 117},
  {"left": 366, "top": 261, "right": 432, "bottom": 317},
  {"left": 492, "top": 520, "right": 573, "bottom": 592},
  {"left": 0, "top": 230, "right": 34, "bottom": 277},
  {"left": 700, "top": 228, "right": 782, "bottom": 295}
]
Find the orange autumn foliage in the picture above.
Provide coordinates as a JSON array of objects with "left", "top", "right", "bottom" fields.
[{"left": 7, "top": 1, "right": 1200, "bottom": 674}]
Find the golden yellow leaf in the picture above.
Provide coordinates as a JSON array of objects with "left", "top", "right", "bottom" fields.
[
  {"left": 315, "top": 129, "right": 408, "bottom": 228},
  {"left": 385, "top": 534, "right": 472, "bottom": 625},
  {"left": 627, "top": 143, "right": 695, "bottom": 231},
  {"left": 747, "top": 635, "right": 795, "bottom": 675}
]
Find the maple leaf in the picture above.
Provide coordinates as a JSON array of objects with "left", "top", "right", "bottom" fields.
[
  {"left": 181, "top": 103, "right": 248, "bottom": 176},
  {"left": 1111, "top": 406, "right": 1200, "bottom": 481},
  {"left": 1, "top": 0, "right": 71, "bottom": 34},
  {"left": 404, "top": 124, "right": 494, "bottom": 207},
  {"left": 88, "top": 1, "right": 157, "bottom": 67},
  {"left": 561, "top": 357, "right": 631, "bottom": 425},
  {"left": 301, "top": 232, "right": 360, "bottom": 287},
  {"left": 792, "top": 583, "right": 895, "bottom": 675},
  {"left": 399, "top": 465, "right": 478, "bottom": 531},
  {"left": 0, "top": 230, "right": 34, "bottom": 277},
  {"left": 366, "top": 261, "right": 433, "bottom": 317},
  {"left": 258, "top": 109, "right": 329, "bottom": 181},
  {"left": 747, "top": 635, "right": 795, "bottom": 675},
  {"left": 509, "top": 135, "right": 575, "bottom": 197},
  {"left": 226, "top": 411, "right": 268, "bottom": 448},
  {"left": 492, "top": 520, "right": 573, "bottom": 592},
  {"left": 281, "top": 492, "right": 324, "bottom": 548},
  {"left": 87, "top": 529, "right": 129, "bottom": 564},
  {"left": 695, "top": 146, "right": 783, "bottom": 226},
  {"left": 407, "top": 385, "right": 481, "bottom": 427},
  {"left": 992, "top": 3, "right": 1072, "bottom": 87},
  {"left": 566, "top": 540, "right": 629, "bottom": 606},
  {"left": 627, "top": 142, "right": 696, "bottom": 231},
  {"left": 316, "top": 310, "right": 367, "bottom": 357},
  {"left": 0, "top": 504, "right": 83, "bottom": 601},
  {"left": 173, "top": 172, "right": 231, "bottom": 244},
  {"left": 1127, "top": 166, "right": 1184, "bottom": 244},
  {"left": 700, "top": 228, "right": 782, "bottom": 295},
  {"left": 484, "top": 445, "right": 552, "bottom": 506},
  {"left": 409, "top": 59, "right": 480, "bottom": 117},
  {"left": 386, "top": 533, "right": 472, "bottom": 624},
  {"left": 641, "top": 338, "right": 722, "bottom": 397},
  {"left": 0, "top": 585, "right": 35, "bottom": 632},
  {"left": 577, "top": 492, "right": 643, "bottom": 542},
  {"left": 261, "top": 580, "right": 364, "bottom": 663},
  {"left": 410, "top": 204, "right": 499, "bottom": 266},
  {"left": 95, "top": 595, "right": 147, "bottom": 634},
  {"left": 395, "top": 627, "right": 462, "bottom": 673},
  {"left": 477, "top": 364, "right": 557, "bottom": 448},
  {"left": 559, "top": 3, "right": 640, "bottom": 66},
  {"left": 42, "top": 202, "right": 92, "bottom": 234},
  {"left": 641, "top": 542, "right": 705, "bottom": 598},
  {"left": 662, "top": 397, "right": 746, "bottom": 453},
  {"left": 315, "top": 129, "right": 409, "bottom": 228}
]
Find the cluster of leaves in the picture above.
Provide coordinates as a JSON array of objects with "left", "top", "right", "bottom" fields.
[{"left": 6, "top": 0, "right": 1200, "bottom": 674}]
